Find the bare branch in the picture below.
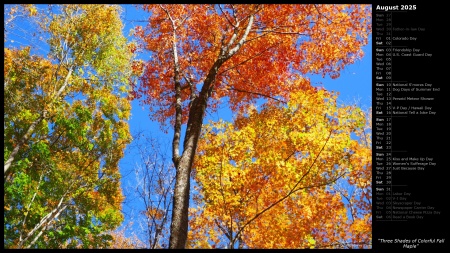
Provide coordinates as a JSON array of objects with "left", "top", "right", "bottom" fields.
[
  {"left": 338, "top": 188, "right": 356, "bottom": 222},
  {"left": 313, "top": 4, "right": 339, "bottom": 25},
  {"left": 159, "top": 5, "right": 182, "bottom": 165},
  {"left": 218, "top": 42, "right": 280, "bottom": 76},
  {"left": 218, "top": 5, "right": 235, "bottom": 28},
  {"left": 252, "top": 29, "right": 309, "bottom": 36},
  {"left": 227, "top": 86, "right": 286, "bottom": 104}
]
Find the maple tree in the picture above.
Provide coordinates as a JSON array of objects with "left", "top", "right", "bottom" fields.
[
  {"left": 133, "top": 4, "right": 371, "bottom": 248},
  {"left": 4, "top": 5, "right": 136, "bottom": 248},
  {"left": 189, "top": 87, "right": 372, "bottom": 249}
]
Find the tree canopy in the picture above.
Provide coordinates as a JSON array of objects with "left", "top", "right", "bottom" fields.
[
  {"left": 4, "top": 4, "right": 136, "bottom": 248},
  {"left": 189, "top": 86, "right": 372, "bottom": 248}
]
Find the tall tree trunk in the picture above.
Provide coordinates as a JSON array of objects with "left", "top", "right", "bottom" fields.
[
  {"left": 167, "top": 12, "right": 254, "bottom": 248},
  {"left": 168, "top": 89, "right": 209, "bottom": 249},
  {"left": 169, "top": 156, "right": 193, "bottom": 248}
]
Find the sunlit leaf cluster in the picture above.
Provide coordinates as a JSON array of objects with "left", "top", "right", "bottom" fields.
[{"left": 189, "top": 84, "right": 372, "bottom": 249}]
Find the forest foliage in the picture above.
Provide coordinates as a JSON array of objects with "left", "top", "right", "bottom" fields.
[{"left": 190, "top": 87, "right": 372, "bottom": 248}]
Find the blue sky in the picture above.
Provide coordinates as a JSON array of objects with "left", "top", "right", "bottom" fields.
[{"left": 117, "top": 4, "right": 372, "bottom": 246}]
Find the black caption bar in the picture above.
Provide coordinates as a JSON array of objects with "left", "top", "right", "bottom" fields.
[{"left": 372, "top": 3, "right": 447, "bottom": 251}]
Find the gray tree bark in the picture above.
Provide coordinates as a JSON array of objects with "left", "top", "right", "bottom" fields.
[{"left": 166, "top": 9, "right": 255, "bottom": 248}]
